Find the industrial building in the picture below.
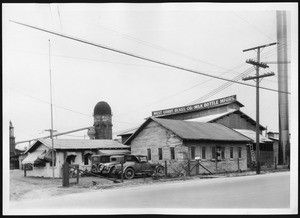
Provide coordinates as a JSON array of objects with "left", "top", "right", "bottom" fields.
[
  {"left": 125, "top": 117, "right": 251, "bottom": 174},
  {"left": 121, "top": 95, "right": 276, "bottom": 170}
]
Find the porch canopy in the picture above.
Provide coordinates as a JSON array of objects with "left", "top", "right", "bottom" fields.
[
  {"left": 22, "top": 150, "right": 45, "bottom": 164},
  {"left": 98, "top": 150, "right": 130, "bottom": 156}
]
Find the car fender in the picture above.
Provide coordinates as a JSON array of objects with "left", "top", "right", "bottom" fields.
[{"left": 123, "top": 166, "right": 134, "bottom": 173}]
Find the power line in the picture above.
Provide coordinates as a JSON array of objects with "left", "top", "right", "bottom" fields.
[
  {"left": 10, "top": 20, "right": 290, "bottom": 95},
  {"left": 187, "top": 67, "right": 255, "bottom": 105},
  {"left": 69, "top": 16, "right": 244, "bottom": 74},
  {"left": 10, "top": 87, "right": 138, "bottom": 125},
  {"left": 232, "top": 12, "right": 275, "bottom": 42},
  {"left": 188, "top": 42, "right": 291, "bottom": 104}
]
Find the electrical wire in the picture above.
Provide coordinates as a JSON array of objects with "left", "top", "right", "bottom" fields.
[
  {"left": 10, "top": 20, "right": 290, "bottom": 95},
  {"left": 187, "top": 42, "right": 291, "bottom": 105},
  {"left": 232, "top": 11, "right": 276, "bottom": 42},
  {"left": 9, "top": 87, "right": 139, "bottom": 125},
  {"left": 68, "top": 16, "right": 245, "bottom": 74}
]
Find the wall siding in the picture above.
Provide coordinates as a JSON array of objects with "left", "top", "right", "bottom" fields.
[
  {"left": 130, "top": 120, "right": 248, "bottom": 175},
  {"left": 26, "top": 149, "right": 97, "bottom": 178}
]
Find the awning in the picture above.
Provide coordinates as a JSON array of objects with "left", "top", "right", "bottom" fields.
[
  {"left": 22, "top": 150, "right": 46, "bottom": 164},
  {"left": 84, "top": 150, "right": 94, "bottom": 156},
  {"left": 66, "top": 152, "right": 77, "bottom": 156},
  {"left": 98, "top": 150, "right": 130, "bottom": 156},
  {"left": 38, "top": 150, "right": 53, "bottom": 162}
]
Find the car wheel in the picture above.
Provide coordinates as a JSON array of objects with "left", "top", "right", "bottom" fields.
[
  {"left": 124, "top": 168, "right": 135, "bottom": 180},
  {"left": 109, "top": 167, "right": 116, "bottom": 177},
  {"left": 156, "top": 166, "right": 164, "bottom": 175},
  {"left": 91, "top": 164, "right": 98, "bottom": 173},
  {"left": 98, "top": 164, "right": 104, "bottom": 173}
]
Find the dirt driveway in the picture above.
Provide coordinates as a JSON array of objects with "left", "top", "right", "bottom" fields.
[{"left": 9, "top": 169, "right": 158, "bottom": 202}]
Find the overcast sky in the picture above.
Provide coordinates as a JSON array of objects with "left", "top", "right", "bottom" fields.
[{"left": 3, "top": 3, "right": 298, "bottom": 150}]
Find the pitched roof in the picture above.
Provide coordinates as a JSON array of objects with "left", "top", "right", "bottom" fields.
[
  {"left": 117, "top": 126, "right": 139, "bottom": 136},
  {"left": 233, "top": 129, "right": 273, "bottom": 143},
  {"left": 186, "top": 109, "right": 238, "bottom": 122},
  {"left": 125, "top": 117, "right": 251, "bottom": 144},
  {"left": 186, "top": 109, "right": 266, "bottom": 130},
  {"left": 26, "top": 139, "right": 129, "bottom": 154}
]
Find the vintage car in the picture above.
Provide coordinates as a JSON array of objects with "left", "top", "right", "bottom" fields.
[
  {"left": 112, "top": 154, "right": 164, "bottom": 179},
  {"left": 90, "top": 151, "right": 130, "bottom": 174},
  {"left": 98, "top": 155, "right": 125, "bottom": 176}
]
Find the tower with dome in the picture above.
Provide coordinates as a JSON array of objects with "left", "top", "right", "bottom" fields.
[{"left": 87, "top": 101, "right": 113, "bottom": 139}]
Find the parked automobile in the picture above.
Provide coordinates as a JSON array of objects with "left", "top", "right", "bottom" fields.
[
  {"left": 113, "top": 154, "right": 164, "bottom": 179},
  {"left": 90, "top": 152, "right": 130, "bottom": 174},
  {"left": 99, "top": 155, "right": 125, "bottom": 176}
]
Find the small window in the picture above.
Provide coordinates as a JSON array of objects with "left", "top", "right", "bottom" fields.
[
  {"left": 170, "top": 147, "right": 175, "bottom": 160},
  {"left": 84, "top": 155, "right": 89, "bottom": 165},
  {"left": 147, "top": 148, "right": 151, "bottom": 161},
  {"left": 191, "top": 147, "right": 195, "bottom": 160},
  {"left": 238, "top": 147, "right": 242, "bottom": 158},
  {"left": 158, "top": 148, "right": 163, "bottom": 160},
  {"left": 202, "top": 147, "right": 206, "bottom": 159},
  {"left": 212, "top": 147, "right": 216, "bottom": 159},
  {"left": 230, "top": 147, "right": 234, "bottom": 159},
  {"left": 221, "top": 147, "right": 225, "bottom": 159}
]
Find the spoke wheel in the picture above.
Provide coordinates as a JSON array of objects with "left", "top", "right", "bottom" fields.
[
  {"left": 109, "top": 167, "right": 116, "bottom": 177},
  {"left": 156, "top": 166, "right": 164, "bottom": 175},
  {"left": 124, "top": 168, "right": 135, "bottom": 180},
  {"left": 91, "top": 164, "right": 98, "bottom": 173},
  {"left": 98, "top": 164, "right": 104, "bottom": 173}
]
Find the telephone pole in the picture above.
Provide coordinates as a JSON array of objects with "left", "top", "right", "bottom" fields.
[
  {"left": 242, "top": 42, "right": 276, "bottom": 174},
  {"left": 48, "top": 39, "right": 55, "bottom": 179}
]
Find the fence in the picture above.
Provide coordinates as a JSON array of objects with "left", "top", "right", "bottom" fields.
[{"left": 61, "top": 162, "right": 123, "bottom": 187}]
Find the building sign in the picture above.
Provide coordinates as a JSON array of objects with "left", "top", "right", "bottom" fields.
[{"left": 152, "top": 95, "right": 237, "bottom": 117}]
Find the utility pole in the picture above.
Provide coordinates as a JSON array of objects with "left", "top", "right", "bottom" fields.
[
  {"left": 45, "top": 128, "right": 57, "bottom": 178},
  {"left": 242, "top": 42, "right": 276, "bottom": 174},
  {"left": 48, "top": 39, "right": 55, "bottom": 179}
]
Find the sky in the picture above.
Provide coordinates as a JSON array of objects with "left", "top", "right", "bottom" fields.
[{"left": 3, "top": 3, "right": 298, "bottom": 150}]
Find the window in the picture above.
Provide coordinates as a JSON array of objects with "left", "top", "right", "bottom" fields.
[
  {"left": 202, "top": 147, "right": 206, "bottom": 159},
  {"left": 158, "top": 148, "right": 163, "bottom": 160},
  {"left": 212, "top": 147, "right": 216, "bottom": 159},
  {"left": 230, "top": 147, "right": 234, "bottom": 159},
  {"left": 147, "top": 148, "right": 151, "bottom": 160},
  {"left": 238, "top": 147, "right": 242, "bottom": 158},
  {"left": 221, "top": 147, "right": 225, "bottom": 159},
  {"left": 170, "top": 147, "right": 175, "bottom": 160},
  {"left": 191, "top": 147, "right": 195, "bottom": 160},
  {"left": 84, "top": 154, "right": 90, "bottom": 165}
]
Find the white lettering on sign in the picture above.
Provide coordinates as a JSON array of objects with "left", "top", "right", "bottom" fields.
[{"left": 152, "top": 95, "right": 237, "bottom": 116}]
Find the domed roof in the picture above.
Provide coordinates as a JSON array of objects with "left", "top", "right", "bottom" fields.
[{"left": 93, "top": 101, "right": 112, "bottom": 115}]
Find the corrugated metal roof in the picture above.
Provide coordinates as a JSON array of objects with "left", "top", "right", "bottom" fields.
[
  {"left": 152, "top": 118, "right": 251, "bottom": 142},
  {"left": 26, "top": 139, "right": 129, "bottom": 153},
  {"left": 186, "top": 109, "right": 238, "bottom": 122},
  {"left": 233, "top": 129, "right": 273, "bottom": 143},
  {"left": 117, "top": 127, "right": 139, "bottom": 136}
]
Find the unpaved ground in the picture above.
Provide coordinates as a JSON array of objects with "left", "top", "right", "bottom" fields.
[{"left": 10, "top": 167, "right": 289, "bottom": 202}]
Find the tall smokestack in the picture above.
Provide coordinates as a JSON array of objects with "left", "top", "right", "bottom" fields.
[{"left": 276, "top": 11, "right": 290, "bottom": 165}]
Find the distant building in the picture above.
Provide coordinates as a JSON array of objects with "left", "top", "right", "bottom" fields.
[
  {"left": 10, "top": 121, "right": 19, "bottom": 169},
  {"left": 267, "top": 131, "right": 280, "bottom": 165},
  {"left": 21, "top": 139, "right": 129, "bottom": 178},
  {"left": 88, "top": 101, "right": 113, "bottom": 140}
]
